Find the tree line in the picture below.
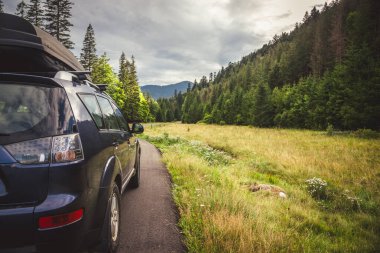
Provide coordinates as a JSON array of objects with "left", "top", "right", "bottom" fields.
[{"left": 154, "top": 0, "right": 380, "bottom": 131}]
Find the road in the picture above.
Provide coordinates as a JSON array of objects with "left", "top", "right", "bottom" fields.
[{"left": 117, "top": 140, "right": 186, "bottom": 253}]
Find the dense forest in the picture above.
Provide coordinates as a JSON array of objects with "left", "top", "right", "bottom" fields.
[{"left": 155, "top": 0, "right": 380, "bottom": 130}]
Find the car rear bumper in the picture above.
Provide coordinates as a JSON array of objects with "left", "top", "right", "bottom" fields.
[{"left": 0, "top": 193, "right": 86, "bottom": 252}]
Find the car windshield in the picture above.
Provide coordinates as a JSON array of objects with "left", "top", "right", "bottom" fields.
[{"left": 0, "top": 83, "right": 75, "bottom": 145}]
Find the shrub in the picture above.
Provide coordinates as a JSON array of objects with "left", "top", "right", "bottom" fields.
[
  {"left": 352, "top": 129, "right": 379, "bottom": 139},
  {"left": 306, "top": 177, "right": 328, "bottom": 200},
  {"left": 326, "top": 124, "right": 334, "bottom": 136}
]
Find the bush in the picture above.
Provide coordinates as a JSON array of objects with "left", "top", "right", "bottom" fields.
[
  {"left": 326, "top": 124, "right": 334, "bottom": 136},
  {"left": 306, "top": 177, "right": 328, "bottom": 200},
  {"left": 351, "top": 129, "right": 379, "bottom": 139}
]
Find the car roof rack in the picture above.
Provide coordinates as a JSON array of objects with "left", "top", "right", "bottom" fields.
[{"left": 68, "top": 71, "right": 92, "bottom": 81}]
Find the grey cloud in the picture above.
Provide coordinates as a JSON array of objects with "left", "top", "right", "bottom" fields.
[
  {"left": 274, "top": 11, "right": 292, "bottom": 19},
  {"left": 2, "top": 0, "right": 326, "bottom": 85}
]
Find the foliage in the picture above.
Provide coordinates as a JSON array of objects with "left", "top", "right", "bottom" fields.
[
  {"left": 15, "top": 0, "right": 27, "bottom": 18},
  {"left": 351, "top": 129, "right": 379, "bottom": 139},
  {"left": 305, "top": 177, "right": 328, "bottom": 200},
  {"left": 26, "top": 0, "right": 44, "bottom": 27},
  {"left": 91, "top": 53, "right": 118, "bottom": 85},
  {"left": 44, "top": 0, "right": 74, "bottom": 49},
  {"left": 80, "top": 24, "right": 97, "bottom": 71}
]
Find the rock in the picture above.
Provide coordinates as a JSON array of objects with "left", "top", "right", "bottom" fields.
[{"left": 249, "top": 183, "right": 286, "bottom": 198}]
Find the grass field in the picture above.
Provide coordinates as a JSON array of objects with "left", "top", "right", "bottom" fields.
[{"left": 140, "top": 123, "right": 380, "bottom": 253}]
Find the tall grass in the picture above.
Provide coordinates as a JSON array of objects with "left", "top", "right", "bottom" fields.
[{"left": 142, "top": 123, "right": 380, "bottom": 252}]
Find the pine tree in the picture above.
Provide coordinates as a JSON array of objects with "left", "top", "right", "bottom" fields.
[
  {"left": 15, "top": 0, "right": 27, "bottom": 18},
  {"left": 123, "top": 55, "right": 141, "bottom": 121},
  {"left": 0, "top": 0, "right": 4, "bottom": 13},
  {"left": 80, "top": 24, "right": 97, "bottom": 71},
  {"left": 118, "top": 52, "right": 130, "bottom": 83},
  {"left": 26, "top": 0, "right": 44, "bottom": 27},
  {"left": 44, "top": 0, "right": 74, "bottom": 49}
]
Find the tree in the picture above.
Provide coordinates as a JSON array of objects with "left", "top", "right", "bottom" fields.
[
  {"left": 15, "top": 1, "right": 27, "bottom": 18},
  {"left": 44, "top": 0, "right": 74, "bottom": 49},
  {"left": 123, "top": 56, "right": 141, "bottom": 121},
  {"left": 91, "top": 53, "right": 118, "bottom": 85},
  {"left": 329, "top": 0, "right": 346, "bottom": 64},
  {"left": 80, "top": 24, "right": 97, "bottom": 71},
  {"left": 26, "top": 0, "right": 44, "bottom": 27},
  {"left": 91, "top": 53, "right": 125, "bottom": 109},
  {"left": 0, "top": 0, "right": 4, "bottom": 13},
  {"left": 118, "top": 52, "right": 130, "bottom": 84}
]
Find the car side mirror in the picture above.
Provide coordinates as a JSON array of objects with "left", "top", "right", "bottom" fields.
[{"left": 131, "top": 123, "right": 144, "bottom": 134}]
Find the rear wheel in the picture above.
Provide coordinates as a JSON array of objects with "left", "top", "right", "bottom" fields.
[
  {"left": 99, "top": 182, "right": 121, "bottom": 253},
  {"left": 129, "top": 148, "right": 141, "bottom": 188}
]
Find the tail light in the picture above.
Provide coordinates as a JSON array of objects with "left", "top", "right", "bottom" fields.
[
  {"left": 52, "top": 134, "right": 83, "bottom": 163},
  {"left": 5, "top": 134, "right": 84, "bottom": 164},
  {"left": 39, "top": 208, "right": 84, "bottom": 230}
]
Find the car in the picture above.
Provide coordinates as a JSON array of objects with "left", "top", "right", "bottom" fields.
[{"left": 0, "top": 13, "right": 144, "bottom": 253}]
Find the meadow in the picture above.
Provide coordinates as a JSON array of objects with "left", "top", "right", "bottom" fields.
[{"left": 141, "top": 123, "right": 380, "bottom": 253}]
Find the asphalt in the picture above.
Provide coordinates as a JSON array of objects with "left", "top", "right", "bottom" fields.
[{"left": 117, "top": 140, "right": 186, "bottom": 253}]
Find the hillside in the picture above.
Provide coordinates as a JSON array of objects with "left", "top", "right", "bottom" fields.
[
  {"left": 141, "top": 81, "right": 192, "bottom": 99},
  {"left": 153, "top": 0, "right": 380, "bottom": 131}
]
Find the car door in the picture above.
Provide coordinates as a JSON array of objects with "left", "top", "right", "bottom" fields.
[
  {"left": 96, "top": 96, "right": 131, "bottom": 180},
  {"left": 111, "top": 102, "right": 136, "bottom": 176}
]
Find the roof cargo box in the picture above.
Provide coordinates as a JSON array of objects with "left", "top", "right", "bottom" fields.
[{"left": 0, "top": 13, "right": 84, "bottom": 72}]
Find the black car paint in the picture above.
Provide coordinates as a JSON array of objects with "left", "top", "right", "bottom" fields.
[{"left": 0, "top": 73, "right": 141, "bottom": 251}]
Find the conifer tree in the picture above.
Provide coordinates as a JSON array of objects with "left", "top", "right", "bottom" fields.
[
  {"left": 118, "top": 52, "right": 129, "bottom": 83},
  {"left": 26, "top": 0, "right": 44, "bottom": 27},
  {"left": 123, "top": 55, "right": 141, "bottom": 121},
  {"left": 15, "top": 0, "right": 27, "bottom": 18},
  {"left": 0, "top": 0, "right": 4, "bottom": 13},
  {"left": 80, "top": 24, "right": 97, "bottom": 71},
  {"left": 44, "top": 0, "right": 74, "bottom": 49}
]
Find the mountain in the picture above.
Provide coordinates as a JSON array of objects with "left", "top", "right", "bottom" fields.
[{"left": 141, "top": 81, "right": 192, "bottom": 99}]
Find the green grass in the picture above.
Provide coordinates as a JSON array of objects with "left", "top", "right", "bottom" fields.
[{"left": 140, "top": 123, "right": 380, "bottom": 253}]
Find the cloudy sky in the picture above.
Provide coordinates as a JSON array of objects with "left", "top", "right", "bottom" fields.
[{"left": 4, "top": 0, "right": 329, "bottom": 85}]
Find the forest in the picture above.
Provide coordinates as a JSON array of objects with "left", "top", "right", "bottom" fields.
[{"left": 155, "top": 0, "right": 380, "bottom": 131}]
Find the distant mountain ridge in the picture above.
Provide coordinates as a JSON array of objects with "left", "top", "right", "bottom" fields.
[{"left": 141, "top": 81, "right": 192, "bottom": 99}]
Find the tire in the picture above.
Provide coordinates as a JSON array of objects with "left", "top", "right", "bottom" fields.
[
  {"left": 99, "top": 182, "right": 121, "bottom": 253},
  {"left": 129, "top": 148, "right": 140, "bottom": 188}
]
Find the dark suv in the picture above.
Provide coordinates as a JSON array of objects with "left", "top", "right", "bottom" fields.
[{"left": 0, "top": 14, "right": 143, "bottom": 252}]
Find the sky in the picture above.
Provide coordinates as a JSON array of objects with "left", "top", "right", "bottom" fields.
[{"left": 3, "top": 0, "right": 329, "bottom": 85}]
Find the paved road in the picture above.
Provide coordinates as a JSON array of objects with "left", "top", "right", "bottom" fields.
[{"left": 117, "top": 140, "right": 186, "bottom": 253}]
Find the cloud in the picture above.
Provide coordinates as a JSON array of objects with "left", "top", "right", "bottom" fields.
[{"left": 2, "top": 0, "right": 332, "bottom": 85}]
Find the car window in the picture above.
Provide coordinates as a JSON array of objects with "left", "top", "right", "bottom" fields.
[
  {"left": 78, "top": 94, "right": 104, "bottom": 129},
  {"left": 0, "top": 83, "right": 75, "bottom": 145},
  {"left": 97, "top": 96, "right": 120, "bottom": 130},
  {"left": 111, "top": 103, "right": 129, "bottom": 131}
]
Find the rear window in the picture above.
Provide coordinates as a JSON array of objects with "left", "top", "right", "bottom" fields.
[{"left": 0, "top": 83, "right": 75, "bottom": 145}]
